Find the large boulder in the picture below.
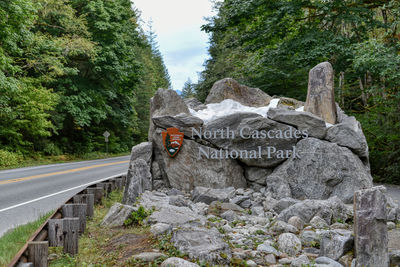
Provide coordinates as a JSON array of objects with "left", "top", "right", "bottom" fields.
[
  {"left": 304, "top": 62, "right": 337, "bottom": 124},
  {"left": 267, "top": 138, "right": 372, "bottom": 203},
  {"left": 277, "top": 233, "right": 302, "bottom": 256},
  {"left": 171, "top": 225, "right": 231, "bottom": 264},
  {"left": 276, "top": 96, "right": 304, "bottom": 110},
  {"left": 204, "top": 113, "right": 298, "bottom": 168},
  {"left": 152, "top": 113, "right": 204, "bottom": 138},
  {"left": 122, "top": 159, "right": 152, "bottom": 205},
  {"left": 101, "top": 203, "right": 137, "bottom": 227},
  {"left": 267, "top": 108, "right": 327, "bottom": 139},
  {"left": 205, "top": 78, "right": 272, "bottom": 107},
  {"left": 184, "top": 98, "right": 207, "bottom": 111},
  {"left": 325, "top": 116, "right": 369, "bottom": 159},
  {"left": 354, "top": 186, "right": 389, "bottom": 267},
  {"left": 152, "top": 128, "right": 246, "bottom": 192},
  {"left": 149, "top": 88, "right": 190, "bottom": 139},
  {"left": 147, "top": 205, "right": 204, "bottom": 226},
  {"left": 192, "top": 186, "right": 236, "bottom": 204},
  {"left": 277, "top": 196, "right": 349, "bottom": 224},
  {"left": 320, "top": 229, "right": 354, "bottom": 261}
]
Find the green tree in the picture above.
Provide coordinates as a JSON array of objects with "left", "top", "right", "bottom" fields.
[{"left": 181, "top": 78, "right": 195, "bottom": 98}]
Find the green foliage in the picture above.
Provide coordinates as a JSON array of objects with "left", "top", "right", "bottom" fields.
[
  {"left": 124, "top": 206, "right": 152, "bottom": 227},
  {"left": 0, "top": 150, "right": 23, "bottom": 167},
  {"left": 181, "top": 78, "right": 196, "bottom": 99},
  {"left": 0, "top": 0, "right": 170, "bottom": 161},
  {"left": 198, "top": 0, "right": 400, "bottom": 184}
]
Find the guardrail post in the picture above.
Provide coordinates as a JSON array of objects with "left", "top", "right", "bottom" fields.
[
  {"left": 48, "top": 219, "right": 63, "bottom": 247},
  {"left": 27, "top": 241, "right": 48, "bottom": 267},
  {"left": 115, "top": 178, "right": 123, "bottom": 190},
  {"left": 121, "top": 174, "right": 127, "bottom": 185},
  {"left": 63, "top": 218, "right": 79, "bottom": 256},
  {"left": 62, "top": 204, "right": 87, "bottom": 234},
  {"left": 73, "top": 194, "right": 94, "bottom": 218},
  {"left": 85, "top": 187, "right": 103, "bottom": 204}
]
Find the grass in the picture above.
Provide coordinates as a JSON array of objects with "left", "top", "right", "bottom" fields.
[
  {"left": 0, "top": 212, "right": 53, "bottom": 267},
  {"left": 0, "top": 152, "right": 130, "bottom": 171}
]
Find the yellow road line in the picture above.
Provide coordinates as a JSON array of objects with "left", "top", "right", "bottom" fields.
[{"left": 0, "top": 160, "right": 129, "bottom": 185}]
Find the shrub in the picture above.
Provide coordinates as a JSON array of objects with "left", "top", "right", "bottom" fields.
[
  {"left": 0, "top": 150, "right": 23, "bottom": 167},
  {"left": 124, "top": 206, "right": 152, "bottom": 226}
]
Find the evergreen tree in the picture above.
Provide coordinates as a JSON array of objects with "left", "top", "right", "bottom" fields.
[{"left": 181, "top": 78, "right": 195, "bottom": 99}]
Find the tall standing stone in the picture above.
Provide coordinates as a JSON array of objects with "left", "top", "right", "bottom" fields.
[
  {"left": 304, "top": 62, "right": 337, "bottom": 124},
  {"left": 354, "top": 186, "right": 389, "bottom": 267},
  {"left": 122, "top": 159, "right": 152, "bottom": 205}
]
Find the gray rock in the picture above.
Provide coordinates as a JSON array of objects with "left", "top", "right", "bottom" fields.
[
  {"left": 291, "top": 254, "right": 310, "bottom": 267},
  {"left": 320, "top": 229, "right": 354, "bottom": 261},
  {"left": 257, "top": 242, "right": 279, "bottom": 256},
  {"left": 169, "top": 195, "right": 189, "bottom": 207},
  {"left": 315, "top": 256, "right": 344, "bottom": 267},
  {"left": 277, "top": 196, "right": 348, "bottom": 224},
  {"left": 101, "top": 203, "right": 136, "bottom": 227},
  {"left": 246, "top": 260, "right": 257, "bottom": 267},
  {"left": 205, "top": 78, "right": 272, "bottom": 107},
  {"left": 388, "top": 221, "right": 396, "bottom": 230},
  {"left": 251, "top": 206, "right": 265, "bottom": 217},
  {"left": 262, "top": 196, "right": 279, "bottom": 212},
  {"left": 264, "top": 254, "right": 277, "bottom": 264},
  {"left": 244, "top": 167, "right": 272, "bottom": 185},
  {"left": 152, "top": 129, "right": 246, "bottom": 191},
  {"left": 172, "top": 225, "right": 231, "bottom": 263},
  {"left": 304, "top": 62, "right": 337, "bottom": 124},
  {"left": 273, "top": 197, "right": 300, "bottom": 214},
  {"left": 389, "top": 250, "right": 400, "bottom": 267},
  {"left": 354, "top": 186, "right": 389, "bottom": 267},
  {"left": 300, "top": 230, "right": 321, "bottom": 247},
  {"left": 147, "top": 205, "right": 203, "bottom": 226},
  {"left": 123, "top": 159, "right": 152, "bottom": 205},
  {"left": 310, "top": 216, "right": 329, "bottom": 229},
  {"left": 161, "top": 257, "right": 200, "bottom": 267},
  {"left": 326, "top": 116, "right": 369, "bottom": 158},
  {"left": 268, "top": 108, "right": 327, "bottom": 139},
  {"left": 152, "top": 113, "right": 204, "bottom": 138},
  {"left": 231, "top": 195, "right": 252, "bottom": 209},
  {"left": 138, "top": 191, "right": 170, "bottom": 210},
  {"left": 123, "top": 142, "right": 152, "bottom": 202},
  {"left": 277, "top": 96, "right": 304, "bottom": 110},
  {"left": 270, "top": 220, "right": 298, "bottom": 234},
  {"left": 149, "top": 88, "right": 190, "bottom": 139},
  {"left": 336, "top": 103, "right": 348, "bottom": 123},
  {"left": 204, "top": 113, "right": 298, "bottom": 168},
  {"left": 166, "top": 188, "right": 184, "bottom": 196},
  {"left": 278, "top": 233, "right": 302, "bottom": 256},
  {"left": 192, "top": 186, "right": 236, "bottom": 204},
  {"left": 288, "top": 216, "right": 305, "bottom": 230},
  {"left": 209, "top": 201, "right": 243, "bottom": 213},
  {"left": 150, "top": 223, "right": 172, "bottom": 236},
  {"left": 132, "top": 252, "right": 166, "bottom": 262},
  {"left": 268, "top": 138, "right": 372, "bottom": 203},
  {"left": 220, "top": 210, "right": 238, "bottom": 222},
  {"left": 184, "top": 97, "right": 207, "bottom": 111}
]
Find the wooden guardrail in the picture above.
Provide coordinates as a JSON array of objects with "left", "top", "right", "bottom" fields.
[{"left": 7, "top": 173, "right": 127, "bottom": 267}]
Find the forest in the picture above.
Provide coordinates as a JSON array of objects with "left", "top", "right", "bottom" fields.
[
  {"left": 188, "top": 0, "right": 400, "bottom": 184},
  {"left": 0, "top": 0, "right": 170, "bottom": 166}
]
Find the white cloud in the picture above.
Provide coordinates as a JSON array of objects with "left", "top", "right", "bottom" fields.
[{"left": 132, "top": 0, "right": 217, "bottom": 90}]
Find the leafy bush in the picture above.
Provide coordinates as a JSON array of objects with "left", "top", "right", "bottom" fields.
[
  {"left": 124, "top": 206, "right": 152, "bottom": 226},
  {"left": 0, "top": 150, "right": 23, "bottom": 167}
]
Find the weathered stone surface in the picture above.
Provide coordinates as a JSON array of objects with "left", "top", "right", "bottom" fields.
[
  {"left": 169, "top": 195, "right": 189, "bottom": 207},
  {"left": 320, "top": 229, "right": 354, "bottom": 261},
  {"left": 267, "top": 138, "right": 372, "bottom": 203},
  {"left": 152, "top": 113, "right": 204, "bottom": 138},
  {"left": 184, "top": 98, "right": 207, "bottom": 111},
  {"left": 315, "top": 256, "right": 344, "bottom": 267},
  {"left": 310, "top": 216, "right": 329, "bottom": 229},
  {"left": 220, "top": 210, "right": 239, "bottom": 222},
  {"left": 268, "top": 108, "right": 327, "bottom": 139},
  {"left": 204, "top": 113, "right": 298, "bottom": 168},
  {"left": 277, "top": 197, "right": 348, "bottom": 224},
  {"left": 244, "top": 167, "right": 272, "bottom": 185},
  {"left": 147, "top": 205, "right": 204, "bottom": 226},
  {"left": 149, "top": 88, "right": 190, "bottom": 139},
  {"left": 101, "top": 203, "right": 136, "bottom": 227},
  {"left": 205, "top": 78, "right": 272, "bottom": 107},
  {"left": 270, "top": 220, "right": 298, "bottom": 234},
  {"left": 256, "top": 242, "right": 279, "bottom": 256},
  {"left": 277, "top": 97, "right": 304, "bottom": 110},
  {"left": 277, "top": 233, "right": 302, "bottom": 256},
  {"left": 326, "top": 116, "right": 369, "bottom": 159},
  {"left": 288, "top": 216, "right": 305, "bottom": 230},
  {"left": 152, "top": 128, "right": 246, "bottom": 191},
  {"left": 209, "top": 201, "right": 243, "bottom": 213},
  {"left": 354, "top": 186, "right": 389, "bottom": 267},
  {"left": 139, "top": 191, "right": 170, "bottom": 210},
  {"left": 122, "top": 159, "right": 152, "bottom": 205},
  {"left": 300, "top": 230, "right": 321, "bottom": 247},
  {"left": 132, "top": 252, "right": 166, "bottom": 262},
  {"left": 123, "top": 142, "right": 152, "bottom": 201},
  {"left": 389, "top": 250, "right": 400, "bottom": 267},
  {"left": 291, "top": 254, "right": 310, "bottom": 267},
  {"left": 172, "top": 225, "right": 231, "bottom": 263},
  {"left": 150, "top": 223, "right": 172, "bottom": 236},
  {"left": 192, "top": 186, "right": 235, "bottom": 204},
  {"left": 161, "top": 257, "right": 200, "bottom": 267},
  {"left": 304, "top": 62, "right": 337, "bottom": 124}
]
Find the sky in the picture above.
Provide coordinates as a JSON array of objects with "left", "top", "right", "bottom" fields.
[{"left": 132, "top": 0, "right": 217, "bottom": 91}]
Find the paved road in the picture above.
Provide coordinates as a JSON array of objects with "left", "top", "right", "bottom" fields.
[{"left": 0, "top": 156, "right": 130, "bottom": 237}]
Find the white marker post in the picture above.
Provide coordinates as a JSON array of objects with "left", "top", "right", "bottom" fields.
[{"left": 103, "top": 131, "right": 110, "bottom": 154}]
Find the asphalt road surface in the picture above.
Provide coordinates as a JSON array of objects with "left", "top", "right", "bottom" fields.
[{"left": 0, "top": 156, "right": 130, "bottom": 237}]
